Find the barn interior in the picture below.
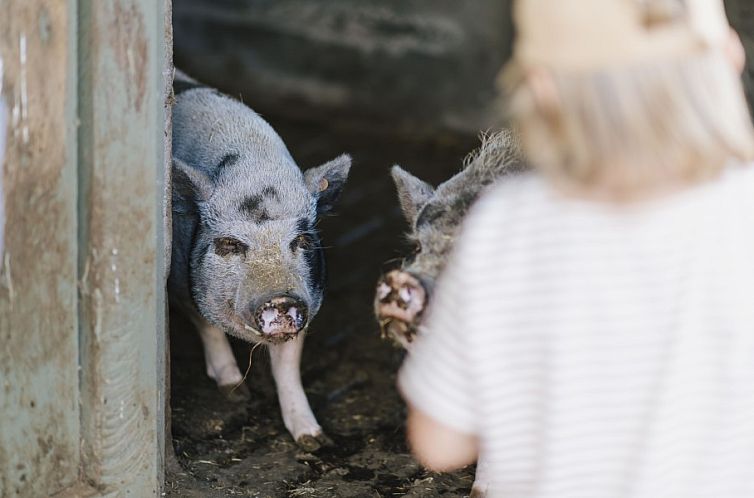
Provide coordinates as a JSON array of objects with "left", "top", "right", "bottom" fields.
[
  {"left": 4, "top": 1, "right": 754, "bottom": 497},
  {"left": 167, "top": 119, "right": 478, "bottom": 497},
  {"left": 166, "top": 1, "right": 754, "bottom": 496}
]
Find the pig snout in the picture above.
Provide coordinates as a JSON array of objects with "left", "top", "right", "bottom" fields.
[
  {"left": 374, "top": 270, "right": 428, "bottom": 348},
  {"left": 246, "top": 295, "right": 308, "bottom": 340}
]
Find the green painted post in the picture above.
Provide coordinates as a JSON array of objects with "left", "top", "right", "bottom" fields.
[
  {"left": 77, "top": 0, "right": 170, "bottom": 495},
  {"left": 1, "top": 0, "right": 171, "bottom": 496},
  {"left": 0, "top": 2, "right": 81, "bottom": 496}
]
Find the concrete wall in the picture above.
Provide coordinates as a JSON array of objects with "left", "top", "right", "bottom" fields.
[{"left": 174, "top": 0, "right": 753, "bottom": 135}]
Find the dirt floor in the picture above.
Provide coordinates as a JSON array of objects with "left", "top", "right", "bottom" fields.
[{"left": 166, "top": 116, "right": 481, "bottom": 497}]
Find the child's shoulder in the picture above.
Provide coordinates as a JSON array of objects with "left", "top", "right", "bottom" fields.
[
  {"left": 474, "top": 171, "right": 548, "bottom": 213},
  {"left": 478, "top": 162, "right": 754, "bottom": 211},
  {"left": 678, "top": 161, "right": 754, "bottom": 214},
  {"left": 465, "top": 162, "right": 754, "bottom": 239},
  {"left": 720, "top": 161, "right": 754, "bottom": 189},
  {"left": 468, "top": 171, "right": 560, "bottom": 228},
  {"left": 458, "top": 172, "right": 550, "bottom": 244}
]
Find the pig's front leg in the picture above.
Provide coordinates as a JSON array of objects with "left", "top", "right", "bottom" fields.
[
  {"left": 195, "top": 318, "right": 250, "bottom": 402},
  {"left": 269, "top": 333, "right": 329, "bottom": 451}
]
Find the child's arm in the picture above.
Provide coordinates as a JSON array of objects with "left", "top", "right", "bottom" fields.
[
  {"left": 406, "top": 402, "right": 478, "bottom": 471},
  {"left": 398, "top": 188, "right": 508, "bottom": 474}
]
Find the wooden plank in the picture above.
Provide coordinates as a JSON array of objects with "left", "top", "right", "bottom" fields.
[
  {"left": 0, "top": 2, "right": 80, "bottom": 496},
  {"left": 77, "top": 0, "right": 169, "bottom": 494}
]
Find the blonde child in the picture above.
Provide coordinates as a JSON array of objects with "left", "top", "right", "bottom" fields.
[{"left": 398, "top": 0, "right": 754, "bottom": 496}]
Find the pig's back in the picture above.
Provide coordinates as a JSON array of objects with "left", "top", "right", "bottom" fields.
[
  {"left": 399, "top": 163, "right": 754, "bottom": 498},
  {"left": 172, "top": 81, "right": 298, "bottom": 182}
]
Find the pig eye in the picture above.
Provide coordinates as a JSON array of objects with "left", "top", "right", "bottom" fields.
[
  {"left": 413, "top": 241, "right": 422, "bottom": 255},
  {"left": 291, "top": 234, "right": 313, "bottom": 252},
  {"left": 214, "top": 237, "right": 248, "bottom": 257}
]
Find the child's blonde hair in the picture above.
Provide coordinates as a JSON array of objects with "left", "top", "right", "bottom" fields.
[{"left": 502, "top": 48, "right": 754, "bottom": 200}]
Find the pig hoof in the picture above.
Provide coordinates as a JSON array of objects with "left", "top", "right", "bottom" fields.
[
  {"left": 218, "top": 382, "right": 251, "bottom": 402},
  {"left": 296, "top": 432, "right": 333, "bottom": 452}
]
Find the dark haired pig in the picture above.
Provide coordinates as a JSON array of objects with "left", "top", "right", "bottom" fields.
[
  {"left": 375, "top": 130, "right": 524, "bottom": 350},
  {"left": 169, "top": 71, "right": 350, "bottom": 450},
  {"left": 376, "top": 130, "right": 524, "bottom": 497}
]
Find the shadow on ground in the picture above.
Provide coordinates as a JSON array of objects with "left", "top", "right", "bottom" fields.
[{"left": 166, "top": 117, "right": 479, "bottom": 497}]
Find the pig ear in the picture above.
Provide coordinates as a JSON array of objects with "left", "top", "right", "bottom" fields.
[
  {"left": 391, "top": 165, "right": 435, "bottom": 223},
  {"left": 304, "top": 154, "right": 352, "bottom": 215},
  {"left": 173, "top": 157, "right": 214, "bottom": 201}
]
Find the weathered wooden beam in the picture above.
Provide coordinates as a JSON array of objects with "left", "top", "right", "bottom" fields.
[
  {"left": 0, "top": 2, "right": 80, "bottom": 496},
  {"left": 76, "top": 0, "right": 169, "bottom": 495}
]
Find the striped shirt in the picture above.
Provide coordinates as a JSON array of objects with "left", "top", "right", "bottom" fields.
[{"left": 399, "top": 165, "right": 754, "bottom": 498}]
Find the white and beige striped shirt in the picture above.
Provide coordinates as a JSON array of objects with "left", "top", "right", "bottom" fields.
[{"left": 399, "top": 165, "right": 754, "bottom": 498}]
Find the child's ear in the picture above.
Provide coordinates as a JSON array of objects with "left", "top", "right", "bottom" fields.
[
  {"left": 724, "top": 28, "right": 746, "bottom": 75},
  {"left": 525, "top": 67, "right": 561, "bottom": 118}
]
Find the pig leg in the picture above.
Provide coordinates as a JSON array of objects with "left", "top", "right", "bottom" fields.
[
  {"left": 195, "top": 318, "right": 250, "bottom": 402},
  {"left": 269, "top": 333, "right": 330, "bottom": 451},
  {"left": 470, "top": 456, "right": 492, "bottom": 497}
]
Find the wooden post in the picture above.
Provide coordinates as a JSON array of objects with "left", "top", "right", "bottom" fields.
[
  {"left": 76, "top": 0, "right": 170, "bottom": 495},
  {"left": 0, "top": 3, "right": 81, "bottom": 496},
  {"left": 0, "top": 1, "right": 171, "bottom": 496}
]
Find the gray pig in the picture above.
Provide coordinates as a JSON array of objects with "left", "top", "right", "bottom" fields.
[
  {"left": 375, "top": 130, "right": 524, "bottom": 497},
  {"left": 375, "top": 130, "right": 524, "bottom": 349},
  {"left": 169, "top": 71, "right": 351, "bottom": 451}
]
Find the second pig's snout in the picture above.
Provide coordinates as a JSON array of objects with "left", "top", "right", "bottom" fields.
[
  {"left": 376, "top": 270, "right": 428, "bottom": 321},
  {"left": 375, "top": 270, "right": 428, "bottom": 347},
  {"left": 246, "top": 295, "right": 308, "bottom": 339}
]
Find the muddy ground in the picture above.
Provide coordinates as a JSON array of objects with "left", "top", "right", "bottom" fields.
[{"left": 166, "top": 117, "right": 481, "bottom": 497}]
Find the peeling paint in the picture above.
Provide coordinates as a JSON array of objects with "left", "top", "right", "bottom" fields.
[
  {"left": 0, "top": 1, "right": 168, "bottom": 493},
  {"left": 0, "top": 56, "right": 6, "bottom": 259},
  {"left": 3, "top": 253, "right": 12, "bottom": 308},
  {"left": 1, "top": 4, "right": 88, "bottom": 494},
  {"left": 108, "top": 3, "right": 148, "bottom": 112},
  {"left": 38, "top": 8, "right": 52, "bottom": 44},
  {"left": 19, "top": 33, "right": 29, "bottom": 145},
  {"left": 11, "top": 101, "right": 19, "bottom": 130},
  {"left": 110, "top": 248, "right": 120, "bottom": 303},
  {"left": 93, "top": 288, "right": 104, "bottom": 342}
]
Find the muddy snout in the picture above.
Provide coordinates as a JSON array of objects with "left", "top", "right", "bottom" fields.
[
  {"left": 374, "top": 270, "right": 428, "bottom": 347},
  {"left": 249, "top": 295, "right": 308, "bottom": 340}
]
